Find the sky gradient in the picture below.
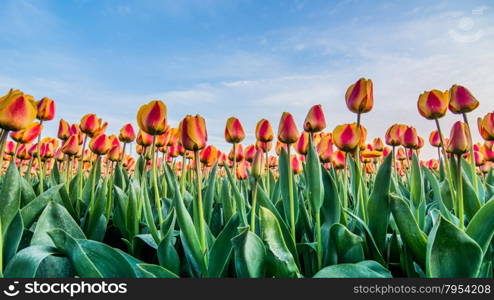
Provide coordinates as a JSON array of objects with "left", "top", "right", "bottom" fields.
[{"left": 1, "top": 0, "right": 493, "bottom": 157}]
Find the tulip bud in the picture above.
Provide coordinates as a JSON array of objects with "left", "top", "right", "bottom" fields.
[
  {"left": 304, "top": 104, "right": 326, "bottom": 132},
  {"left": 291, "top": 155, "right": 303, "bottom": 175},
  {"left": 332, "top": 123, "right": 360, "bottom": 152},
  {"left": 255, "top": 119, "right": 274, "bottom": 142},
  {"left": 401, "top": 126, "right": 418, "bottom": 149},
  {"left": 251, "top": 148, "right": 265, "bottom": 178},
  {"left": 137, "top": 130, "right": 153, "bottom": 147},
  {"left": 4, "top": 141, "right": 15, "bottom": 155},
  {"left": 449, "top": 84, "right": 479, "bottom": 114},
  {"left": 244, "top": 144, "right": 256, "bottom": 163},
  {"left": 236, "top": 161, "right": 249, "bottom": 180},
  {"left": 200, "top": 145, "right": 218, "bottom": 167},
  {"left": 372, "top": 137, "right": 384, "bottom": 152},
  {"left": 447, "top": 121, "right": 471, "bottom": 155},
  {"left": 275, "top": 141, "right": 289, "bottom": 156},
  {"left": 295, "top": 132, "right": 309, "bottom": 155},
  {"left": 10, "top": 122, "right": 43, "bottom": 144},
  {"left": 57, "top": 119, "right": 70, "bottom": 141},
  {"left": 40, "top": 142, "right": 55, "bottom": 160},
  {"left": 331, "top": 150, "right": 346, "bottom": 169},
  {"left": 277, "top": 112, "right": 299, "bottom": 144},
  {"left": 318, "top": 133, "right": 333, "bottom": 163},
  {"left": 417, "top": 90, "right": 449, "bottom": 120},
  {"left": 361, "top": 150, "right": 382, "bottom": 159},
  {"left": 268, "top": 155, "right": 278, "bottom": 168},
  {"left": 61, "top": 135, "right": 80, "bottom": 156},
  {"left": 155, "top": 132, "right": 169, "bottom": 147},
  {"left": 396, "top": 148, "right": 406, "bottom": 161},
  {"left": 429, "top": 130, "right": 442, "bottom": 148},
  {"left": 119, "top": 123, "right": 136, "bottom": 143},
  {"left": 345, "top": 78, "right": 373, "bottom": 114},
  {"left": 229, "top": 144, "right": 244, "bottom": 162},
  {"left": 17, "top": 144, "right": 31, "bottom": 160},
  {"left": 37, "top": 97, "right": 56, "bottom": 121},
  {"left": 478, "top": 112, "right": 494, "bottom": 141},
  {"left": 225, "top": 117, "right": 245, "bottom": 144},
  {"left": 385, "top": 124, "right": 407, "bottom": 146},
  {"left": 0, "top": 90, "right": 37, "bottom": 131},
  {"left": 89, "top": 134, "right": 111, "bottom": 155},
  {"left": 107, "top": 144, "right": 122, "bottom": 162},
  {"left": 475, "top": 151, "right": 485, "bottom": 167},
  {"left": 217, "top": 152, "right": 227, "bottom": 167},
  {"left": 255, "top": 140, "right": 272, "bottom": 153},
  {"left": 80, "top": 114, "right": 101, "bottom": 137},
  {"left": 180, "top": 114, "right": 207, "bottom": 151},
  {"left": 136, "top": 100, "right": 167, "bottom": 135}
]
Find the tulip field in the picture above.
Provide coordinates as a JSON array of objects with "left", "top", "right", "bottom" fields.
[{"left": 1, "top": 80, "right": 494, "bottom": 279}]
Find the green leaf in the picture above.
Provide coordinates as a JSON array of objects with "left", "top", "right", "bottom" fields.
[
  {"left": 20, "top": 177, "right": 36, "bottom": 207},
  {"left": 367, "top": 154, "right": 392, "bottom": 252},
  {"left": 232, "top": 227, "right": 266, "bottom": 278},
  {"left": 330, "top": 223, "right": 365, "bottom": 263},
  {"left": 0, "top": 163, "right": 21, "bottom": 235},
  {"left": 224, "top": 165, "right": 247, "bottom": 226},
  {"left": 426, "top": 217, "right": 482, "bottom": 278},
  {"left": 466, "top": 195, "right": 494, "bottom": 253},
  {"left": 422, "top": 167, "right": 454, "bottom": 223},
  {"left": 208, "top": 214, "right": 239, "bottom": 278},
  {"left": 31, "top": 202, "right": 85, "bottom": 247},
  {"left": 306, "top": 138, "right": 324, "bottom": 212},
  {"left": 313, "top": 260, "right": 392, "bottom": 278},
  {"left": 259, "top": 206, "right": 300, "bottom": 278},
  {"left": 389, "top": 194, "right": 427, "bottom": 268},
  {"left": 3, "top": 212, "right": 24, "bottom": 267},
  {"left": 137, "top": 263, "right": 179, "bottom": 278},
  {"left": 278, "top": 148, "right": 298, "bottom": 226},
  {"left": 321, "top": 168, "right": 340, "bottom": 226},
  {"left": 410, "top": 153, "right": 424, "bottom": 207},
  {"left": 204, "top": 163, "right": 217, "bottom": 223},
  {"left": 20, "top": 184, "right": 64, "bottom": 229}
]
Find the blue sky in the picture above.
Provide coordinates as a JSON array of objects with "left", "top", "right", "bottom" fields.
[{"left": 1, "top": 0, "right": 493, "bottom": 157}]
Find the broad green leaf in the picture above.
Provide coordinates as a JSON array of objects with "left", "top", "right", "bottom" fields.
[
  {"left": 313, "top": 260, "right": 392, "bottom": 278},
  {"left": 278, "top": 148, "right": 298, "bottom": 227},
  {"left": 0, "top": 163, "right": 21, "bottom": 235},
  {"left": 330, "top": 223, "right": 364, "bottom": 263},
  {"left": 410, "top": 153, "right": 424, "bottom": 207},
  {"left": 426, "top": 217, "right": 482, "bottom": 278},
  {"left": 21, "top": 184, "right": 64, "bottom": 229},
  {"left": 232, "top": 227, "right": 265, "bottom": 278},
  {"left": 204, "top": 163, "right": 218, "bottom": 223},
  {"left": 208, "top": 214, "right": 239, "bottom": 278},
  {"left": 137, "top": 263, "right": 179, "bottom": 278},
  {"left": 3, "top": 212, "right": 23, "bottom": 267},
  {"left": 259, "top": 207, "right": 300, "bottom": 278},
  {"left": 306, "top": 138, "right": 324, "bottom": 212},
  {"left": 466, "top": 195, "right": 494, "bottom": 253}
]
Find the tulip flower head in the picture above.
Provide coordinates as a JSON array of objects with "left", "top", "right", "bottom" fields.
[
  {"left": 295, "top": 132, "right": 309, "bottom": 155},
  {"left": 80, "top": 114, "right": 101, "bottom": 137},
  {"left": 255, "top": 119, "right": 274, "bottom": 142},
  {"left": 331, "top": 150, "right": 346, "bottom": 169},
  {"left": 61, "top": 135, "right": 80, "bottom": 156},
  {"left": 345, "top": 78, "right": 374, "bottom": 114},
  {"left": 447, "top": 121, "right": 471, "bottom": 155},
  {"left": 318, "top": 133, "right": 333, "bottom": 163},
  {"left": 225, "top": 117, "right": 245, "bottom": 144},
  {"left": 332, "top": 123, "right": 360, "bottom": 152},
  {"left": 417, "top": 90, "right": 449, "bottom": 120},
  {"left": 244, "top": 144, "right": 256, "bottom": 163},
  {"left": 385, "top": 124, "right": 407, "bottom": 146},
  {"left": 401, "top": 126, "right": 418, "bottom": 149},
  {"left": 200, "top": 145, "right": 219, "bottom": 167},
  {"left": 478, "top": 112, "right": 494, "bottom": 141},
  {"left": 136, "top": 100, "right": 167, "bottom": 135},
  {"left": 304, "top": 104, "right": 326, "bottom": 132},
  {"left": 372, "top": 137, "right": 384, "bottom": 152},
  {"left": 277, "top": 112, "right": 299, "bottom": 144},
  {"left": 0, "top": 90, "right": 37, "bottom": 131},
  {"left": 119, "top": 123, "right": 136, "bottom": 143},
  {"left": 180, "top": 114, "right": 208, "bottom": 151},
  {"left": 89, "top": 134, "right": 111, "bottom": 155},
  {"left": 429, "top": 130, "right": 442, "bottom": 148},
  {"left": 10, "top": 122, "right": 43, "bottom": 144},
  {"left": 449, "top": 84, "right": 479, "bottom": 114},
  {"left": 251, "top": 148, "right": 265, "bottom": 178},
  {"left": 37, "top": 97, "right": 56, "bottom": 121}
]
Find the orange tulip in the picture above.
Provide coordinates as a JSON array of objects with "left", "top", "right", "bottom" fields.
[
  {"left": 136, "top": 100, "right": 167, "bottom": 135},
  {"left": 295, "top": 132, "right": 309, "bottom": 155},
  {"left": 107, "top": 144, "right": 122, "bottom": 162},
  {"left": 474, "top": 151, "right": 485, "bottom": 167},
  {"left": 332, "top": 123, "right": 360, "bottom": 152},
  {"left": 61, "top": 135, "right": 80, "bottom": 156},
  {"left": 251, "top": 148, "right": 265, "bottom": 178},
  {"left": 275, "top": 141, "right": 289, "bottom": 156},
  {"left": 318, "top": 133, "right": 333, "bottom": 163},
  {"left": 304, "top": 104, "right": 326, "bottom": 132},
  {"left": 401, "top": 126, "right": 418, "bottom": 149},
  {"left": 36, "top": 97, "right": 55, "bottom": 121},
  {"left": 180, "top": 114, "right": 207, "bottom": 151},
  {"left": 417, "top": 90, "right": 449, "bottom": 120},
  {"left": 4, "top": 141, "right": 15, "bottom": 155},
  {"left": 385, "top": 124, "right": 407, "bottom": 146},
  {"left": 39, "top": 142, "right": 55, "bottom": 160},
  {"left": 16, "top": 144, "right": 31, "bottom": 160},
  {"left": 478, "top": 112, "right": 494, "bottom": 141},
  {"left": 396, "top": 148, "right": 406, "bottom": 161},
  {"left": 255, "top": 119, "right": 274, "bottom": 142},
  {"left": 372, "top": 137, "right": 384, "bottom": 152},
  {"left": 119, "top": 123, "right": 136, "bottom": 143},
  {"left": 277, "top": 112, "right": 299, "bottom": 144},
  {"left": 345, "top": 78, "right": 373, "bottom": 114},
  {"left": 0, "top": 89, "right": 37, "bottom": 131},
  {"left": 255, "top": 140, "right": 272, "bottom": 153},
  {"left": 10, "top": 122, "right": 43, "bottom": 144},
  {"left": 80, "top": 114, "right": 101, "bottom": 137},
  {"left": 361, "top": 150, "right": 382, "bottom": 159},
  {"left": 229, "top": 144, "right": 244, "bottom": 162},
  {"left": 137, "top": 130, "right": 153, "bottom": 147},
  {"left": 224, "top": 117, "right": 245, "bottom": 144},
  {"left": 200, "top": 145, "right": 218, "bottom": 167},
  {"left": 89, "top": 134, "right": 111, "bottom": 155},
  {"left": 331, "top": 150, "right": 346, "bottom": 169},
  {"left": 291, "top": 155, "right": 303, "bottom": 175},
  {"left": 244, "top": 144, "right": 256, "bottom": 163},
  {"left": 429, "top": 130, "right": 442, "bottom": 147},
  {"left": 447, "top": 121, "right": 470, "bottom": 155},
  {"left": 449, "top": 85, "right": 479, "bottom": 114},
  {"left": 236, "top": 161, "right": 249, "bottom": 180},
  {"left": 155, "top": 132, "right": 169, "bottom": 147}
]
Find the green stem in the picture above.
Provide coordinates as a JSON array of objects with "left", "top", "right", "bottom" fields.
[
  {"left": 194, "top": 150, "right": 207, "bottom": 253},
  {"left": 435, "top": 119, "right": 457, "bottom": 212},
  {"left": 265, "top": 151, "right": 270, "bottom": 196},
  {"left": 250, "top": 179, "right": 258, "bottom": 232},
  {"left": 287, "top": 145, "right": 296, "bottom": 242},
  {"left": 78, "top": 135, "right": 88, "bottom": 199},
  {"left": 456, "top": 154, "right": 464, "bottom": 230},
  {"left": 462, "top": 113, "right": 478, "bottom": 195},
  {"left": 315, "top": 210, "right": 322, "bottom": 270},
  {"left": 151, "top": 136, "right": 164, "bottom": 225},
  {"left": 180, "top": 154, "right": 186, "bottom": 197},
  {"left": 36, "top": 120, "right": 44, "bottom": 193}
]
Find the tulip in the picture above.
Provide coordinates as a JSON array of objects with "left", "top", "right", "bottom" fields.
[
  {"left": 200, "top": 145, "right": 218, "bottom": 167},
  {"left": 39, "top": 142, "right": 55, "bottom": 160},
  {"left": 372, "top": 137, "right": 384, "bottom": 152},
  {"left": 251, "top": 148, "right": 265, "bottom": 179},
  {"left": 180, "top": 115, "right": 207, "bottom": 151},
  {"left": 474, "top": 151, "right": 485, "bottom": 167},
  {"left": 61, "top": 135, "right": 80, "bottom": 156},
  {"left": 0, "top": 90, "right": 37, "bottom": 131},
  {"left": 236, "top": 161, "right": 249, "bottom": 180},
  {"left": 385, "top": 124, "right": 407, "bottom": 146},
  {"left": 429, "top": 130, "right": 442, "bottom": 148},
  {"left": 228, "top": 144, "right": 244, "bottom": 162},
  {"left": 37, "top": 97, "right": 56, "bottom": 121},
  {"left": 332, "top": 123, "right": 360, "bottom": 152},
  {"left": 244, "top": 144, "right": 256, "bottom": 163},
  {"left": 345, "top": 78, "right": 373, "bottom": 114},
  {"left": 361, "top": 150, "right": 382, "bottom": 159},
  {"left": 277, "top": 112, "right": 299, "bottom": 144},
  {"left": 255, "top": 119, "right": 274, "bottom": 142},
  {"left": 449, "top": 85, "right": 479, "bottom": 114},
  {"left": 304, "top": 104, "right": 326, "bottom": 133},
  {"left": 478, "top": 112, "right": 494, "bottom": 141},
  {"left": 291, "top": 155, "right": 303, "bottom": 175},
  {"left": 447, "top": 121, "right": 470, "bottom": 155},
  {"left": 155, "top": 132, "right": 169, "bottom": 147},
  {"left": 17, "top": 144, "right": 31, "bottom": 160},
  {"left": 295, "top": 132, "right": 309, "bottom": 155},
  {"left": 80, "top": 114, "right": 101, "bottom": 137},
  {"left": 396, "top": 148, "right": 406, "bottom": 161},
  {"left": 255, "top": 140, "right": 272, "bottom": 153},
  {"left": 10, "top": 122, "right": 43, "bottom": 144},
  {"left": 119, "top": 123, "right": 136, "bottom": 143},
  {"left": 331, "top": 150, "right": 346, "bottom": 170},
  {"left": 417, "top": 90, "right": 449, "bottom": 120},
  {"left": 225, "top": 117, "right": 245, "bottom": 144},
  {"left": 89, "top": 134, "right": 111, "bottom": 155},
  {"left": 4, "top": 141, "right": 15, "bottom": 155},
  {"left": 137, "top": 130, "right": 153, "bottom": 147},
  {"left": 107, "top": 144, "right": 122, "bottom": 162},
  {"left": 401, "top": 126, "right": 418, "bottom": 149},
  {"left": 318, "top": 133, "right": 333, "bottom": 163},
  {"left": 136, "top": 100, "right": 167, "bottom": 135}
]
